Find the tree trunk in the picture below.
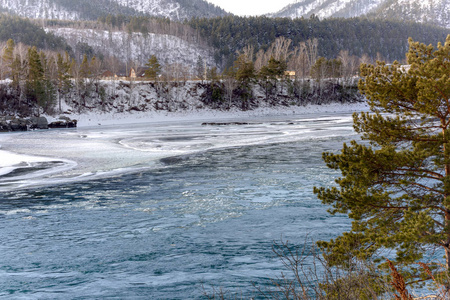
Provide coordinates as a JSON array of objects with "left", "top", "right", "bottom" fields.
[{"left": 443, "top": 124, "right": 450, "bottom": 273}]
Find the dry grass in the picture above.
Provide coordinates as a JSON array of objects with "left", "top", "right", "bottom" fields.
[{"left": 204, "top": 240, "right": 450, "bottom": 299}]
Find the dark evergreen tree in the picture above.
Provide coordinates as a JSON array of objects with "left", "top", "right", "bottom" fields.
[
  {"left": 195, "top": 55, "right": 205, "bottom": 82},
  {"left": 259, "top": 56, "right": 287, "bottom": 97},
  {"left": 56, "top": 52, "right": 72, "bottom": 112},
  {"left": 233, "top": 54, "right": 255, "bottom": 109},
  {"left": 145, "top": 55, "right": 162, "bottom": 81},
  {"left": 314, "top": 35, "right": 450, "bottom": 286},
  {"left": 25, "top": 47, "right": 55, "bottom": 114},
  {"left": 2, "top": 38, "right": 14, "bottom": 79}
]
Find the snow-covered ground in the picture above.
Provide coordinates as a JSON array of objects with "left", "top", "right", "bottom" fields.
[{"left": 70, "top": 101, "right": 369, "bottom": 127}]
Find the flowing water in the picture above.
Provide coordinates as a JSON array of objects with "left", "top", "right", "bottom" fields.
[{"left": 0, "top": 112, "right": 358, "bottom": 299}]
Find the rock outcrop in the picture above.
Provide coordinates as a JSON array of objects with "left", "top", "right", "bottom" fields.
[{"left": 0, "top": 116, "right": 77, "bottom": 132}]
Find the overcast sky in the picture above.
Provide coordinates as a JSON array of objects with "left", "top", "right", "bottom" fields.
[{"left": 206, "top": 0, "right": 295, "bottom": 16}]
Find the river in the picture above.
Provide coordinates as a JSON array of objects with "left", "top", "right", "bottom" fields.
[{"left": 0, "top": 111, "right": 357, "bottom": 299}]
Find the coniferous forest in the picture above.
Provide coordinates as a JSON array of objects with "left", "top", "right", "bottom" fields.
[
  {"left": 0, "top": 10, "right": 449, "bottom": 117},
  {"left": 188, "top": 15, "right": 450, "bottom": 66}
]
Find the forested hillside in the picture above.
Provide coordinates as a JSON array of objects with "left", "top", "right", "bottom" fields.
[
  {"left": 271, "top": 0, "right": 383, "bottom": 19},
  {"left": 189, "top": 16, "right": 450, "bottom": 67},
  {"left": 0, "top": 0, "right": 227, "bottom": 21},
  {"left": 49, "top": 0, "right": 142, "bottom": 20},
  {"left": 271, "top": 0, "right": 450, "bottom": 29},
  {"left": 109, "top": 0, "right": 227, "bottom": 20},
  {"left": 0, "top": 14, "right": 71, "bottom": 52},
  {"left": 368, "top": 0, "right": 450, "bottom": 28}
]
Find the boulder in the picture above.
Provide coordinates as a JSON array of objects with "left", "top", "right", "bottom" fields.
[
  {"left": 0, "top": 119, "right": 9, "bottom": 132},
  {"left": 67, "top": 119, "right": 77, "bottom": 128},
  {"left": 9, "top": 118, "right": 27, "bottom": 131},
  {"left": 48, "top": 121, "right": 67, "bottom": 128},
  {"left": 48, "top": 117, "right": 77, "bottom": 128},
  {"left": 30, "top": 117, "right": 49, "bottom": 129}
]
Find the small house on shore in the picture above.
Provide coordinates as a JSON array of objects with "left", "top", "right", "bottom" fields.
[
  {"left": 284, "top": 71, "right": 296, "bottom": 80},
  {"left": 129, "top": 67, "right": 149, "bottom": 78}
]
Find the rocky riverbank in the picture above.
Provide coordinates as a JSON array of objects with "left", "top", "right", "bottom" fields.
[
  {"left": 0, "top": 116, "right": 77, "bottom": 132},
  {"left": 0, "top": 79, "right": 362, "bottom": 119}
]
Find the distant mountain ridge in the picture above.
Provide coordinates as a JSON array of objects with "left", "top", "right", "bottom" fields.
[
  {"left": 370, "top": 0, "right": 450, "bottom": 28},
  {"left": 272, "top": 0, "right": 384, "bottom": 19},
  {"left": 271, "top": 0, "right": 450, "bottom": 28},
  {"left": 0, "top": 0, "right": 227, "bottom": 21}
]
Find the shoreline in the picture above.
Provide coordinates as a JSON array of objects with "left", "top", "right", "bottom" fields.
[{"left": 69, "top": 102, "right": 369, "bottom": 127}]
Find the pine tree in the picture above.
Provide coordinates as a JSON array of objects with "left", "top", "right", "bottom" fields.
[
  {"left": 314, "top": 35, "right": 450, "bottom": 285},
  {"left": 234, "top": 54, "right": 255, "bottom": 85},
  {"left": 56, "top": 52, "right": 72, "bottom": 112},
  {"left": 233, "top": 54, "right": 255, "bottom": 109},
  {"left": 79, "top": 54, "right": 90, "bottom": 79},
  {"left": 259, "top": 56, "right": 287, "bottom": 96},
  {"left": 11, "top": 54, "right": 23, "bottom": 89},
  {"left": 145, "top": 55, "right": 161, "bottom": 81},
  {"left": 2, "top": 39, "right": 15, "bottom": 79},
  {"left": 25, "top": 46, "right": 49, "bottom": 112},
  {"left": 195, "top": 55, "right": 205, "bottom": 82}
]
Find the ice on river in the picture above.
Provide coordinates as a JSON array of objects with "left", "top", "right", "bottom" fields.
[{"left": 0, "top": 110, "right": 357, "bottom": 192}]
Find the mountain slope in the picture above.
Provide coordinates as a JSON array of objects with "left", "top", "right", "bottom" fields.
[
  {"left": 111, "top": 0, "right": 227, "bottom": 20},
  {"left": 48, "top": 27, "right": 215, "bottom": 72},
  {"left": 272, "top": 0, "right": 450, "bottom": 28},
  {"left": 271, "top": 0, "right": 384, "bottom": 19},
  {"left": 369, "top": 0, "right": 450, "bottom": 28},
  {"left": 0, "top": 14, "right": 71, "bottom": 52},
  {"left": 0, "top": 0, "right": 227, "bottom": 21}
]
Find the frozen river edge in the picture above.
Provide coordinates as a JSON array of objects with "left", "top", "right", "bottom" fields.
[
  {"left": 0, "top": 102, "right": 368, "bottom": 192},
  {"left": 71, "top": 102, "right": 369, "bottom": 127}
]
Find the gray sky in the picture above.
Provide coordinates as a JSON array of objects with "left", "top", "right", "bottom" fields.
[{"left": 206, "top": 0, "right": 295, "bottom": 16}]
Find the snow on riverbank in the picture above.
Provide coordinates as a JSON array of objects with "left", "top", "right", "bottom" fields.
[{"left": 72, "top": 102, "right": 369, "bottom": 127}]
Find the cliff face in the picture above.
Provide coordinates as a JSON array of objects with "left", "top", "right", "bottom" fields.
[{"left": 0, "top": 79, "right": 362, "bottom": 120}]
